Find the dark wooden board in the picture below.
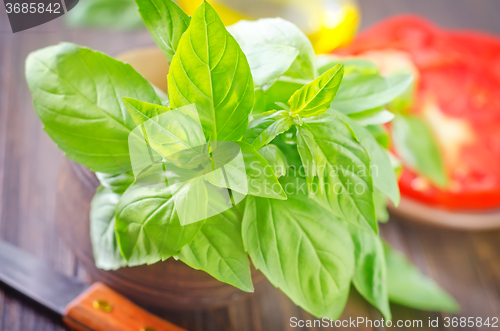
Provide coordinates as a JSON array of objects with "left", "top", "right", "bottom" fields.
[{"left": 1, "top": 1, "right": 500, "bottom": 330}]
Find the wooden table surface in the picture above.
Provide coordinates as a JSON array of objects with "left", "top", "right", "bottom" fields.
[{"left": 1, "top": 0, "right": 500, "bottom": 330}]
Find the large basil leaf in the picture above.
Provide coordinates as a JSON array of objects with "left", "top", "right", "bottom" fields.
[
  {"left": 115, "top": 183, "right": 204, "bottom": 265},
  {"left": 242, "top": 178, "right": 354, "bottom": 319},
  {"left": 95, "top": 172, "right": 135, "bottom": 194},
  {"left": 288, "top": 65, "right": 344, "bottom": 117},
  {"left": 136, "top": 0, "right": 190, "bottom": 62},
  {"left": 384, "top": 242, "right": 459, "bottom": 313},
  {"left": 342, "top": 115, "right": 400, "bottom": 206},
  {"left": 179, "top": 206, "right": 253, "bottom": 292},
  {"left": 297, "top": 114, "right": 377, "bottom": 233},
  {"left": 205, "top": 142, "right": 286, "bottom": 200},
  {"left": 349, "top": 226, "right": 391, "bottom": 320},
  {"left": 90, "top": 186, "right": 128, "bottom": 270},
  {"left": 392, "top": 115, "right": 448, "bottom": 188},
  {"left": 228, "top": 18, "right": 317, "bottom": 80},
  {"left": 244, "top": 110, "right": 293, "bottom": 150},
  {"left": 167, "top": 2, "right": 254, "bottom": 142},
  {"left": 26, "top": 43, "right": 161, "bottom": 174},
  {"left": 331, "top": 74, "right": 413, "bottom": 114},
  {"left": 258, "top": 145, "right": 288, "bottom": 179}
]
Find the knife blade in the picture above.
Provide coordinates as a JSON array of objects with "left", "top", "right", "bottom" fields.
[{"left": 0, "top": 241, "right": 186, "bottom": 331}]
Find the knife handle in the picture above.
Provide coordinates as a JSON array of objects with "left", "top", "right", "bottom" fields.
[{"left": 63, "top": 282, "right": 186, "bottom": 331}]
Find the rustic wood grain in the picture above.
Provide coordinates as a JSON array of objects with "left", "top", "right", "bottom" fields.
[{"left": 1, "top": 1, "right": 500, "bottom": 330}]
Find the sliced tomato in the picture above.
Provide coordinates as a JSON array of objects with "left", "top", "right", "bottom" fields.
[{"left": 337, "top": 15, "right": 500, "bottom": 210}]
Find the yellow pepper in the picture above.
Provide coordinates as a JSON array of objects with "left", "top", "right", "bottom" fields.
[{"left": 176, "top": 0, "right": 360, "bottom": 54}]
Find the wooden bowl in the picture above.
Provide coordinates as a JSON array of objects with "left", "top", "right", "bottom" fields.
[
  {"left": 389, "top": 197, "right": 500, "bottom": 231},
  {"left": 55, "top": 47, "right": 265, "bottom": 311}
]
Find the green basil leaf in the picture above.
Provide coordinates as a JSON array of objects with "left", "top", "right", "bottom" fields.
[
  {"left": 257, "top": 145, "right": 288, "bottom": 179},
  {"left": 332, "top": 74, "right": 414, "bottom": 114},
  {"left": 231, "top": 43, "right": 299, "bottom": 89},
  {"left": 272, "top": 134, "right": 303, "bottom": 170},
  {"left": 349, "top": 107, "right": 395, "bottom": 126},
  {"left": 288, "top": 65, "right": 344, "bottom": 117},
  {"left": 342, "top": 115, "right": 400, "bottom": 206},
  {"left": 392, "top": 115, "right": 448, "bottom": 188},
  {"left": 317, "top": 55, "right": 379, "bottom": 76},
  {"left": 95, "top": 172, "right": 135, "bottom": 194},
  {"left": 228, "top": 18, "right": 317, "bottom": 81},
  {"left": 244, "top": 110, "right": 293, "bottom": 150},
  {"left": 366, "top": 124, "right": 390, "bottom": 150},
  {"left": 373, "top": 189, "right": 390, "bottom": 223},
  {"left": 115, "top": 183, "right": 204, "bottom": 265},
  {"left": 136, "top": 0, "right": 190, "bottom": 62},
  {"left": 123, "top": 97, "right": 170, "bottom": 126},
  {"left": 205, "top": 142, "right": 286, "bottom": 200},
  {"left": 26, "top": 42, "right": 161, "bottom": 174},
  {"left": 179, "top": 207, "right": 253, "bottom": 292},
  {"left": 297, "top": 114, "right": 377, "bottom": 233},
  {"left": 65, "top": 0, "right": 143, "bottom": 30},
  {"left": 349, "top": 225, "right": 391, "bottom": 320},
  {"left": 242, "top": 177, "right": 354, "bottom": 319},
  {"left": 90, "top": 186, "right": 128, "bottom": 270},
  {"left": 265, "top": 77, "right": 308, "bottom": 111},
  {"left": 167, "top": 2, "right": 254, "bottom": 142},
  {"left": 384, "top": 242, "right": 459, "bottom": 313}
]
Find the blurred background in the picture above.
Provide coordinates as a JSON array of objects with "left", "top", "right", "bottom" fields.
[{"left": 1, "top": 0, "right": 500, "bottom": 330}]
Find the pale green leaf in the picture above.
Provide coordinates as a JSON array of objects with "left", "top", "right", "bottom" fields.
[
  {"left": 349, "top": 225, "right": 391, "bottom": 319},
  {"left": 349, "top": 107, "right": 395, "bottom": 126},
  {"left": 392, "top": 115, "right": 448, "bottom": 188},
  {"left": 228, "top": 18, "right": 317, "bottom": 80},
  {"left": 233, "top": 43, "right": 299, "bottom": 89},
  {"left": 332, "top": 74, "right": 414, "bottom": 114},
  {"left": 384, "top": 242, "right": 459, "bottom": 313}
]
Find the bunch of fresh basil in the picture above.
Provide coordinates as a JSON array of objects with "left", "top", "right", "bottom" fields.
[{"left": 25, "top": 0, "right": 458, "bottom": 320}]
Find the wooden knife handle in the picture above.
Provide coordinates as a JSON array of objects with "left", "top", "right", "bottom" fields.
[{"left": 63, "top": 282, "right": 186, "bottom": 331}]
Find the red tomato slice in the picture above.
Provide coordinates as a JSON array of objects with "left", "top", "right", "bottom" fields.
[{"left": 337, "top": 15, "right": 500, "bottom": 211}]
